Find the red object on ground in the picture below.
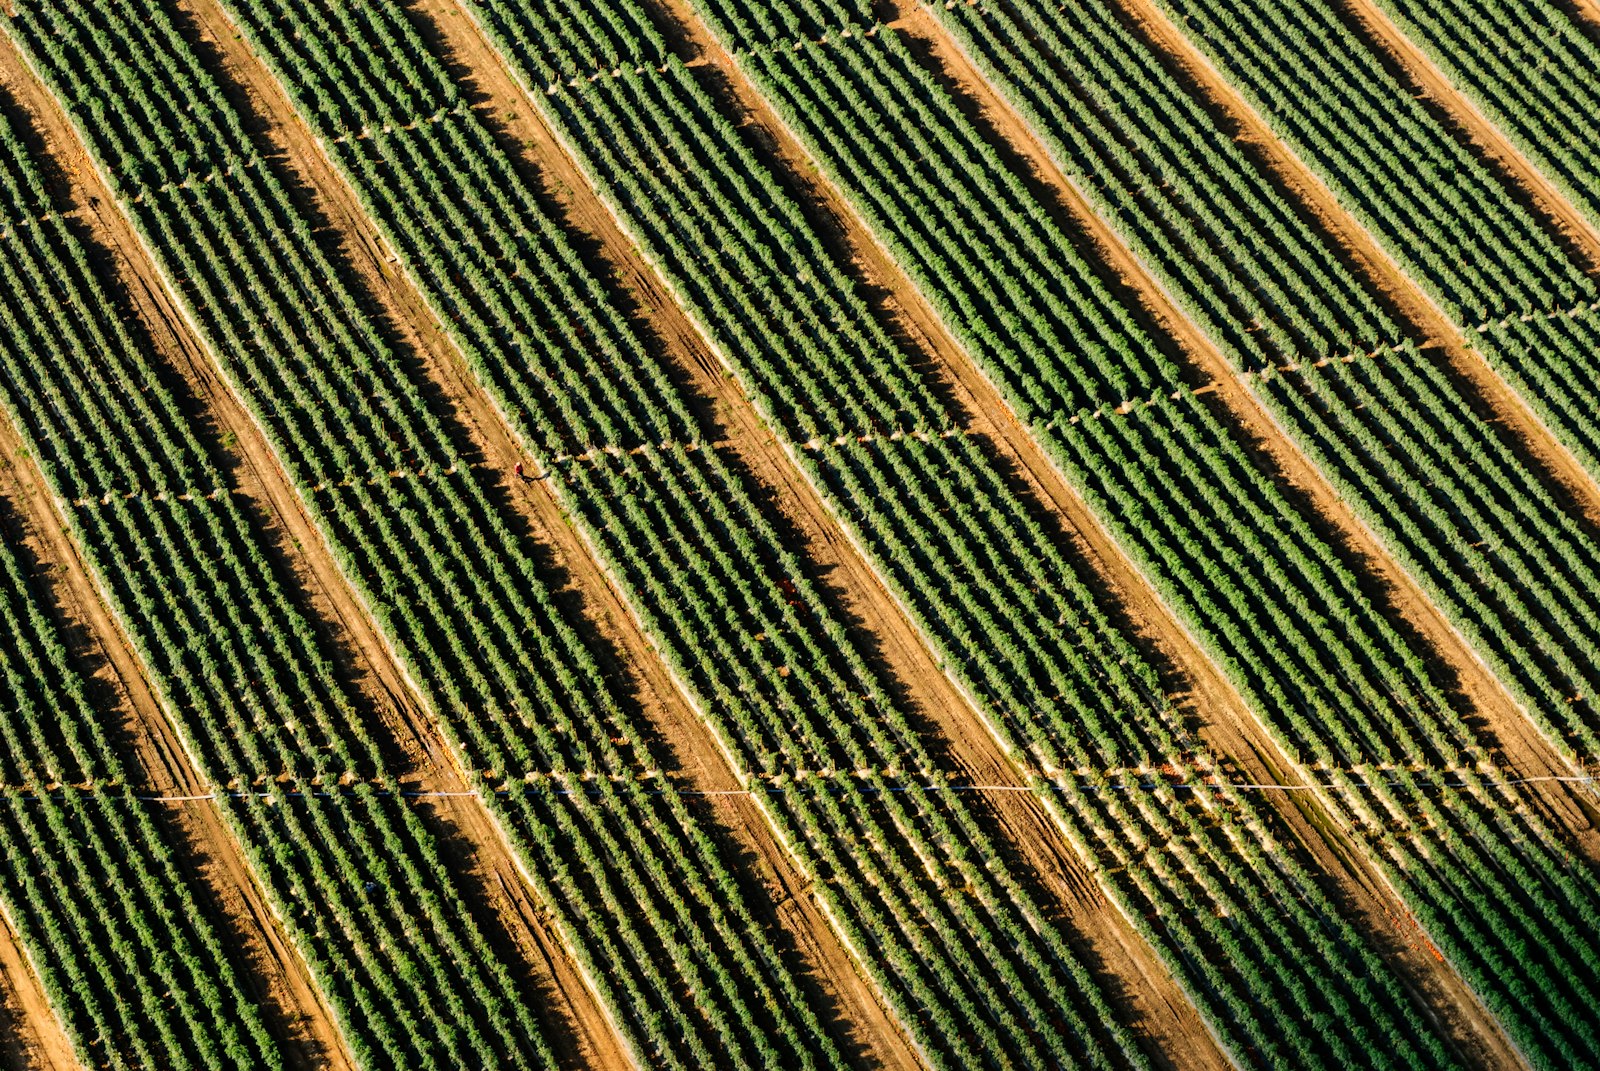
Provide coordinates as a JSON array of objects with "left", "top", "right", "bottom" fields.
[{"left": 514, "top": 462, "right": 524, "bottom": 479}]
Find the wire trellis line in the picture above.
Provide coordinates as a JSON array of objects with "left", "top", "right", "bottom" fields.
[{"left": 5, "top": 770, "right": 1595, "bottom": 804}]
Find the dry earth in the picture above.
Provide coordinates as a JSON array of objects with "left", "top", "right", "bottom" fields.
[
  {"left": 653, "top": 0, "right": 1549, "bottom": 1063},
  {"left": 0, "top": 380, "right": 348, "bottom": 1067},
  {"left": 182, "top": 0, "right": 938, "bottom": 1064},
  {"left": 1106, "top": 0, "right": 1600, "bottom": 854},
  {"left": 0, "top": 18, "right": 627, "bottom": 1070},
  {"left": 0, "top": 908, "right": 75, "bottom": 1071},
  {"left": 1336, "top": 0, "right": 1600, "bottom": 267},
  {"left": 2, "top": 0, "right": 1587, "bottom": 1065}
]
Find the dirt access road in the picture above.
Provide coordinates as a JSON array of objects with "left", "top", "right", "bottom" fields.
[
  {"left": 0, "top": 17, "right": 628, "bottom": 1070},
  {"left": 0, "top": 41, "right": 363, "bottom": 1068},
  {"left": 422, "top": 0, "right": 1244, "bottom": 1064},
  {"left": 1103, "top": 0, "right": 1600, "bottom": 851},
  {"left": 1130, "top": 0, "right": 1600, "bottom": 535},
  {"left": 0, "top": 907, "right": 75, "bottom": 1071},
  {"left": 1106, "top": 0, "right": 1600, "bottom": 557},
  {"left": 1571, "top": 0, "right": 1600, "bottom": 31},
  {"left": 11, "top": 1, "right": 640, "bottom": 1064},
  {"left": 180, "top": 0, "right": 930, "bottom": 1064},
  {"left": 1339, "top": 0, "right": 1600, "bottom": 266},
  {"left": 902, "top": 0, "right": 1600, "bottom": 1057},
  {"left": 1320, "top": 0, "right": 1600, "bottom": 524},
  {"left": 0, "top": 391, "right": 347, "bottom": 1068},
  {"left": 657, "top": 0, "right": 1536, "bottom": 1063}
]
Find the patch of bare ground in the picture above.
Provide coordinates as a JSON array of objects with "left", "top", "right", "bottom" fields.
[
  {"left": 1096, "top": 0, "right": 1600, "bottom": 536},
  {"left": 412, "top": 795, "right": 633, "bottom": 1070},
  {"left": 168, "top": 0, "right": 929, "bottom": 1065},
  {"left": 0, "top": 382, "right": 350, "bottom": 1069},
  {"left": 0, "top": 907, "right": 75, "bottom": 1071},
  {"left": 1333, "top": 0, "right": 1600, "bottom": 268},
  {"left": 894, "top": 0, "right": 1600, "bottom": 1058},
  {"left": 160, "top": 801, "right": 355, "bottom": 1071},
  {"left": 1568, "top": 0, "right": 1600, "bottom": 32},
  {"left": 631, "top": 0, "right": 1549, "bottom": 1064},
  {"left": 1097, "top": 0, "right": 1600, "bottom": 851},
  {"left": 0, "top": 25, "right": 620, "bottom": 1071},
  {"left": 415, "top": 0, "right": 1241, "bottom": 1063},
  {"left": 406, "top": 0, "right": 1223, "bottom": 1068},
  {"left": 1303, "top": 0, "right": 1600, "bottom": 531}
]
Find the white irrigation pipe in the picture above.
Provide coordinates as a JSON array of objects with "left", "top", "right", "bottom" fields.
[{"left": 7, "top": 771, "right": 1594, "bottom": 804}]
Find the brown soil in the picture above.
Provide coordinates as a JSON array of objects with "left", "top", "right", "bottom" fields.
[
  {"left": 164, "top": 0, "right": 928, "bottom": 1065},
  {"left": 896, "top": 0, "right": 1600, "bottom": 1060},
  {"left": 414, "top": 796, "right": 633, "bottom": 1071},
  {"left": 161, "top": 802, "right": 357, "bottom": 1071},
  {"left": 641, "top": 0, "right": 1545, "bottom": 1065},
  {"left": 422, "top": 0, "right": 1238, "bottom": 1065},
  {"left": 1335, "top": 0, "right": 1600, "bottom": 269},
  {"left": 0, "top": 366, "right": 351, "bottom": 1067},
  {"left": 1106, "top": 0, "right": 1600, "bottom": 852},
  {"left": 420, "top": 0, "right": 1253, "bottom": 1063},
  {"left": 1155, "top": 2, "right": 1600, "bottom": 531},
  {"left": 0, "top": 23, "right": 613, "bottom": 1071},
  {"left": 0, "top": 426, "right": 200, "bottom": 798},
  {"left": 0, "top": 907, "right": 76, "bottom": 1071},
  {"left": 1312, "top": 1, "right": 1600, "bottom": 528},
  {"left": 1573, "top": 0, "right": 1600, "bottom": 30}
]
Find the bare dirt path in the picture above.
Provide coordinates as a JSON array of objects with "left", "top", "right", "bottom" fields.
[
  {"left": 0, "top": 425, "right": 198, "bottom": 797},
  {"left": 0, "top": 29, "right": 439, "bottom": 781},
  {"left": 1087, "top": 0, "right": 1600, "bottom": 537},
  {"left": 1336, "top": 0, "right": 1600, "bottom": 267},
  {"left": 415, "top": 795, "right": 635, "bottom": 1070},
  {"left": 420, "top": 0, "right": 1247, "bottom": 1064},
  {"left": 173, "top": 0, "right": 930, "bottom": 1065},
  {"left": 0, "top": 907, "right": 76, "bottom": 1071},
  {"left": 641, "top": 0, "right": 1544, "bottom": 1064},
  {"left": 1569, "top": 0, "right": 1600, "bottom": 31},
  {"left": 1100, "top": 0, "right": 1600, "bottom": 845},
  {"left": 895, "top": 2, "right": 1600, "bottom": 1051},
  {"left": 0, "top": 391, "right": 350, "bottom": 1066},
  {"left": 0, "top": 23, "right": 619, "bottom": 1071},
  {"left": 161, "top": 801, "right": 356, "bottom": 1071}
]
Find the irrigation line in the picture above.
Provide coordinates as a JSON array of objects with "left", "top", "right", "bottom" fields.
[{"left": 6, "top": 770, "right": 1596, "bottom": 804}]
